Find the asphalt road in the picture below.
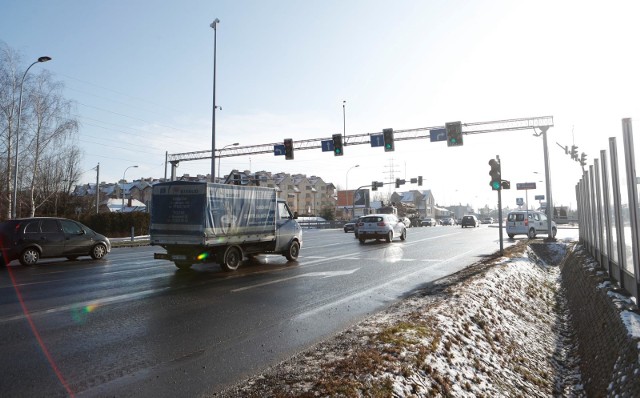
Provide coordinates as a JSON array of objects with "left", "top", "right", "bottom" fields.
[{"left": 1, "top": 224, "right": 542, "bottom": 397}]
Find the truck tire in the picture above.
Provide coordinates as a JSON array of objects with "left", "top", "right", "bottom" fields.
[
  {"left": 285, "top": 241, "right": 300, "bottom": 261},
  {"left": 174, "top": 261, "right": 192, "bottom": 270},
  {"left": 221, "top": 245, "right": 242, "bottom": 271}
]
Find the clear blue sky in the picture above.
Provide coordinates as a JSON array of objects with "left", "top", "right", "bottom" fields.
[{"left": 3, "top": 0, "right": 640, "bottom": 211}]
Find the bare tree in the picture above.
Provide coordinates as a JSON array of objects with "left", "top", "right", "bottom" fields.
[
  {"left": 0, "top": 43, "right": 21, "bottom": 219},
  {"left": 21, "top": 72, "right": 79, "bottom": 217},
  {"left": 0, "top": 42, "right": 81, "bottom": 219}
]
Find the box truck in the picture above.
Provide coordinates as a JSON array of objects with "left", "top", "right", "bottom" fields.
[{"left": 151, "top": 181, "right": 302, "bottom": 271}]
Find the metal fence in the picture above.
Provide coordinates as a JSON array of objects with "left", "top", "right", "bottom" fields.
[{"left": 577, "top": 118, "right": 640, "bottom": 300}]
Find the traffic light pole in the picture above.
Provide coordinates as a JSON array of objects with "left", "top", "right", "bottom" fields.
[{"left": 496, "top": 156, "right": 504, "bottom": 255}]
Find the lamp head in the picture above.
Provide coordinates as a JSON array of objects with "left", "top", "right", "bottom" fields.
[{"left": 38, "top": 56, "right": 52, "bottom": 63}]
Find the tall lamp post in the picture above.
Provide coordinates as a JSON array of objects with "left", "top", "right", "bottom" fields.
[
  {"left": 121, "top": 165, "right": 138, "bottom": 212},
  {"left": 346, "top": 164, "right": 360, "bottom": 215},
  {"left": 342, "top": 100, "right": 346, "bottom": 143},
  {"left": 210, "top": 18, "right": 220, "bottom": 182},
  {"left": 12, "top": 56, "right": 52, "bottom": 219},
  {"left": 217, "top": 142, "right": 239, "bottom": 180}
]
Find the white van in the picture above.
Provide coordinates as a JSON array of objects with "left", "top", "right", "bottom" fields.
[{"left": 506, "top": 211, "right": 557, "bottom": 239}]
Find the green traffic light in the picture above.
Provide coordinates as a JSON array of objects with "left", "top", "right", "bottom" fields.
[{"left": 491, "top": 181, "right": 501, "bottom": 190}]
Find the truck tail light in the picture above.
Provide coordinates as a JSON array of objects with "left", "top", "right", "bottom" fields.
[{"left": 524, "top": 219, "right": 528, "bottom": 226}]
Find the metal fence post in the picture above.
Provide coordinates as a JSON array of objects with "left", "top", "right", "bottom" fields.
[{"left": 622, "top": 118, "right": 640, "bottom": 299}]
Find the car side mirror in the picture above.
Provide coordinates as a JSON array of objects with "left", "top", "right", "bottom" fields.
[{"left": 79, "top": 230, "right": 86, "bottom": 235}]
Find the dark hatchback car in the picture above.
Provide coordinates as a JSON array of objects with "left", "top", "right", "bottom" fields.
[
  {"left": 461, "top": 215, "right": 480, "bottom": 228},
  {"left": 0, "top": 217, "right": 111, "bottom": 266}
]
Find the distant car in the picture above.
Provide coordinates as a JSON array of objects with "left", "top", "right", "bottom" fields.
[
  {"left": 357, "top": 214, "right": 407, "bottom": 243},
  {"left": 506, "top": 211, "right": 557, "bottom": 239},
  {"left": 482, "top": 217, "right": 494, "bottom": 224},
  {"left": 421, "top": 218, "right": 436, "bottom": 227},
  {"left": 344, "top": 218, "right": 359, "bottom": 233},
  {"left": 441, "top": 218, "right": 456, "bottom": 226},
  {"left": 461, "top": 215, "right": 480, "bottom": 228},
  {"left": 0, "top": 217, "right": 111, "bottom": 266}
]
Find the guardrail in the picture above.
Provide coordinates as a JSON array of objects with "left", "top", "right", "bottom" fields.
[{"left": 577, "top": 118, "right": 640, "bottom": 301}]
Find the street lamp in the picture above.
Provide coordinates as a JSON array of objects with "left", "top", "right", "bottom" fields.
[
  {"left": 346, "top": 165, "right": 360, "bottom": 216},
  {"left": 121, "top": 165, "right": 138, "bottom": 212},
  {"left": 210, "top": 18, "right": 220, "bottom": 182},
  {"left": 342, "top": 100, "right": 346, "bottom": 143},
  {"left": 11, "top": 56, "right": 52, "bottom": 218},
  {"left": 217, "top": 142, "right": 239, "bottom": 180}
]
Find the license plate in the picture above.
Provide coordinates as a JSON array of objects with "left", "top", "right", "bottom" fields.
[{"left": 172, "top": 254, "right": 187, "bottom": 260}]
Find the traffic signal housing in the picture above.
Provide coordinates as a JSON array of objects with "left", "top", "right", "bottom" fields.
[
  {"left": 371, "top": 181, "right": 383, "bottom": 191},
  {"left": 446, "top": 121, "right": 463, "bottom": 147},
  {"left": 332, "top": 134, "right": 344, "bottom": 156},
  {"left": 395, "top": 178, "right": 405, "bottom": 188},
  {"left": 580, "top": 152, "right": 587, "bottom": 166},
  {"left": 501, "top": 180, "right": 510, "bottom": 190},
  {"left": 570, "top": 145, "right": 578, "bottom": 160},
  {"left": 383, "top": 128, "right": 394, "bottom": 152},
  {"left": 283, "top": 138, "right": 294, "bottom": 160},
  {"left": 489, "top": 158, "right": 501, "bottom": 190},
  {"left": 418, "top": 176, "right": 423, "bottom": 186}
]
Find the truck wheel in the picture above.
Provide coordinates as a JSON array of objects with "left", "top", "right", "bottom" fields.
[
  {"left": 528, "top": 228, "right": 536, "bottom": 239},
  {"left": 174, "top": 261, "right": 192, "bottom": 270},
  {"left": 285, "top": 241, "right": 300, "bottom": 261},
  {"left": 221, "top": 246, "right": 242, "bottom": 271}
]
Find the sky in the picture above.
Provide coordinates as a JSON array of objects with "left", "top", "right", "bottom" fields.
[{"left": 2, "top": 0, "right": 640, "bottom": 212}]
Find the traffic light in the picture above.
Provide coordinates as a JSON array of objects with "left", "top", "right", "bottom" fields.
[
  {"left": 446, "top": 121, "right": 463, "bottom": 147},
  {"left": 501, "top": 180, "right": 510, "bottom": 190},
  {"left": 372, "top": 181, "right": 379, "bottom": 191},
  {"left": 383, "top": 128, "right": 394, "bottom": 152},
  {"left": 580, "top": 152, "right": 587, "bottom": 166},
  {"left": 332, "top": 134, "right": 344, "bottom": 156},
  {"left": 489, "top": 158, "right": 501, "bottom": 190},
  {"left": 284, "top": 138, "right": 294, "bottom": 160},
  {"left": 570, "top": 145, "right": 578, "bottom": 160},
  {"left": 418, "top": 176, "right": 423, "bottom": 186},
  {"left": 395, "top": 178, "right": 405, "bottom": 188}
]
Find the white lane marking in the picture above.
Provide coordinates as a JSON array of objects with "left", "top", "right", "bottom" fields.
[{"left": 231, "top": 268, "right": 360, "bottom": 293}]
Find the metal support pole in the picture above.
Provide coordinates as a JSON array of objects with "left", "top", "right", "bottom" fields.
[
  {"left": 540, "top": 126, "right": 554, "bottom": 239},
  {"left": 210, "top": 19, "right": 220, "bottom": 182}
]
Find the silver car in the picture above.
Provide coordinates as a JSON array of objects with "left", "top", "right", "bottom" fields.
[
  {"left": 506, "top": 211, "right": 557, "bottom": 239},
  {"left": 357, "top": 214, "right": 407, "bottom": 243}
]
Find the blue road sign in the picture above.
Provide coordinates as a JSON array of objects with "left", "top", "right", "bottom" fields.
[
  {"left": 321, "top": 140, "right": 334, "bottom": 152},
  {"left": 274, "top": 144, "right": 285, "bottom": 156},
  {"left": 430, "top": 128, "right": 446, "bottom": 142},
  {"left": 370, "top": 134, "right": 384, "bottom": 147}
]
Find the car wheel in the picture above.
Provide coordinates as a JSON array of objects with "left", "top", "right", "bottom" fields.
[
  {"left": 551, "top": 227, "right": 557, "bottom": 238},
  {"left": 221, "top": 245, "right": 242, "bottom": 271},
  {"left": 400, "top": 229, "right": 406, "bottom": 241},
  {"left": 508, "top": 233, "right": 515, "bottom": 238},
  {"left": 359, "top": 238, "right": 366, "bottom": 244},
  {"left": 284, "top": 240, "right": 300, "bottom": 261},
  {"left": 528, "top": 228, "right": 536, "bottom": 239},
  {"left": 344, "top": 229, "right": 348, "bottom": 233},
  {"left": 90, "top": 243, "right": 108, "bottom": 260},
  {"left": 386, "top": 231, "right": 393, "bottom": 243},
  {"left": 20, "top": 248, "right": 40, "bottom": 266}
]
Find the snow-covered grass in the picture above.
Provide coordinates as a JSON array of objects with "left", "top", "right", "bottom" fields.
[{"left": 217, "top": 241, "right": 585, "bottom": 397}]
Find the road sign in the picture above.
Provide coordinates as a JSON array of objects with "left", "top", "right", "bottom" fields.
[
  {"left": 430, "top": 128, "right": 446, "bottom": 142},
  {"left": 516, "top": 182, "right": 537, "bottom": 190},
  {"left": 535, "top": 195, "right": 545, "bottom": 200},
  {"left": 516, "top": 198, "right": 524, "bottom": 206},
  {"left": 321, "top": 140, "right": 334, "bottom": 152},
  {"left": 370, "top": 134, "right": 384, "bottom": 147},
  {"left": 274, "top": 144, "right": 285, "bottom": 156}
]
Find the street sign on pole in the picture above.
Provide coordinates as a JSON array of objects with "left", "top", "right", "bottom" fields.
[
  {"left": 534, "top": 195, "right": 545, "bottom": 200},
  {"left": 370, "top": 134, "right": 384, "bottom": 147},
  {"left": 274, "top": 144, "right": 285, "bottom": 156},
  {"left": 321, "top": 140, "right": 334, "bottom": 152},
  {"left": 430, "top": 129, "right": 446, "bottom": 142},
  {"left": 516, "top": 182, "right": 537, "bottom": 190}
]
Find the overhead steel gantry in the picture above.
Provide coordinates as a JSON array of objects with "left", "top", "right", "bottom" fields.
[{"left": 167, "top": 115, "right": 554, "bottom": 179}]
